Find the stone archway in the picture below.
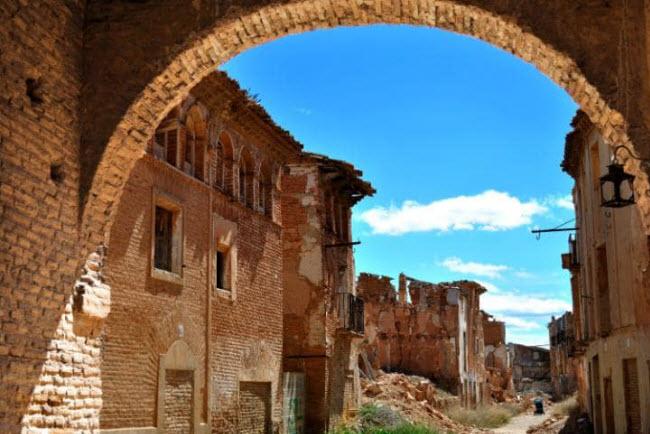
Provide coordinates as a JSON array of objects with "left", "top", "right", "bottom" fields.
[{"left": 82, "top": 0, "right": 650, "bottom": 257}]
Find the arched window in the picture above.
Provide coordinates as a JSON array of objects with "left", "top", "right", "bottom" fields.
[
  {"left": 152, "top": 108, "right": 180, "bottom": 166},
  {"left": 239, "top": 147, "right": 255, "bottom": 207},
  {"left": 259, "top": 161, "right": 273, "bottom": 216},
  {"left": 216, "top": 132, "right": 234, "bottom": 195},
  {"left": 184, "top": 106, "right": 207, "bottom": 181},
  {"left": 324, "top": 192, "right": 333, "bottom": 232}
]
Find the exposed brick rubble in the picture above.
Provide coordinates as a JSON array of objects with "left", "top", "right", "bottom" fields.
[
  {"left": 358, "top": 272, "right": 489, "bottom": 407},
  {"left": 360, "top": 372, "right": 484, "bottom": 434},
  {"left": 482, "top": 312, "right": 514, "bottom": 402}
]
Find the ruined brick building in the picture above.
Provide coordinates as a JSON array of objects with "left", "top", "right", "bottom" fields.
[
  {"left": 100, "top": 72, "right": 299, "bottom": 433},
  {"left": 282, "top": 153, "right": 374, "bottom": 433},
  {"left": 548, "top": 312, "right": 578, "bottom": 400},
  {"left": 482, "top": 313, "right": 513, "bottom": 402},
  {"left": 4, "top": 65, "right": 374, "bottom": 434},
  {"left": 562, "top": 111, "right": 650, "bottom": 433},
  {"left": 508, "top": 344, "right": 551, "bottom": 394},
  {"left": 5, "top": 1, "right": 650, "bottom": 432},
  {"left": 357, "top": 273, "right": 488, "bottom": 406}
]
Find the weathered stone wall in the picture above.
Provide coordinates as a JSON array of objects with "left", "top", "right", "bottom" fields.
[{"left": 358, "top": 273, "right": 486, "bottom": 403}]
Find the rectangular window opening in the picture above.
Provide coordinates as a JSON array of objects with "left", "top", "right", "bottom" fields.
[
  {"left": 154, "top": 206, "right": 174, "bottom": 272},
  {"left": 152, "top": 194, "right": 182, "bottom": 283},
  {"left": 215, "top": 247, "right": 230, "bottom": 291}
]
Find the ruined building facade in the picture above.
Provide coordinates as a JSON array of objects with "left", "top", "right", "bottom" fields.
[
  {"left": 14, "top": 68, "right": 374, "bottom": 434},
  {"left": 482, "top": 313, "right": 513, "bottom": 402},
  {"left": 99, "top": 72, "right": 299, "bottom": 433},
  {"left": 5, "top": 1, "right": 650, "bottom": 431},
  {"left": 357, "top": 273, "right": 488, "bottom": 406},
  {"left": 508, "top": 344, "right": 551, "bottom": 394},
  {"left": 562, "top": 111, "right": 650, "bottom": 433},
  {"left": 282, "top": 153, "right": 374, "bottom": 433},
  {"left": 548, "top": 312, "right": 578, "bottom": 400}
]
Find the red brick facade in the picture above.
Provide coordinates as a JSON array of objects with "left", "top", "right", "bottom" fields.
[{"left": 102, "top": 72, "right": 299, "bottom": 433}]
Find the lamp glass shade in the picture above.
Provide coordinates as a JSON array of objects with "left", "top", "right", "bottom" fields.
[{"left": 600, "top": 163, "right": 636, "bottom": 208}]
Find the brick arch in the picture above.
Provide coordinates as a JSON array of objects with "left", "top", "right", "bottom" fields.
[{"left": 82, "top": 0, "right": 650, "bottom": 254}]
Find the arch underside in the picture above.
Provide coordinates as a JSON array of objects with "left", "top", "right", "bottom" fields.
[{"left": 83, "top": 0, "right": 650, "bottom": 251}]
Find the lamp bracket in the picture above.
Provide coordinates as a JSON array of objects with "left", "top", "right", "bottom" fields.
[{"left": 612, "top": 145, "right": 650, "bottom": 165}]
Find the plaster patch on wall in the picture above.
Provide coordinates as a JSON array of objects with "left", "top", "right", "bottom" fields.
[{"left": 307, "top": 299, "right": 326, "bottom": 347}]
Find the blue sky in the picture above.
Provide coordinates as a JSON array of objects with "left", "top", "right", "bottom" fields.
[{"left": 223, "top": 24, "right": 578, "bottom": 346}]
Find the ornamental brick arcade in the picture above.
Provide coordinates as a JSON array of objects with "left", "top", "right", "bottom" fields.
[{"left": 4, "top": 1, "right": 650, "bottom": 433}]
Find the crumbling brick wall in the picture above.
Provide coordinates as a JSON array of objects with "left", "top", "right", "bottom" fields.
[
  {"left": 548, "top": 312, "right": 578, "bottom": 399},
  {"left": 482, "top": 313, "right": 513, "bottom": 401},
  {"left": 358, "top": 273, "right": 487, "bottom": 404},
  {"left": 508, "top": 344, "right": 551, "bottom": 393},
  {"left": 281, "top": 154, "right": 372, "bottom": 432}
]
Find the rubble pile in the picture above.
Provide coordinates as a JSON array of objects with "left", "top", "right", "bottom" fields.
[{"left": 360, "top": 372, "right": 486, "bottom": 433}]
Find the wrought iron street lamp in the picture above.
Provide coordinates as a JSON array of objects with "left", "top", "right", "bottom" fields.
[{"left": 600, "top": 145, "right": 646, "bottom": 208}]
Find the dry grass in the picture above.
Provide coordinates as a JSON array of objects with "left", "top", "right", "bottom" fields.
[
  {"left": 550, "top": 395, "right": 579, "bottom": 417},
  {"left": 445, "top": 403, "right": 522, "bottom": 428}
]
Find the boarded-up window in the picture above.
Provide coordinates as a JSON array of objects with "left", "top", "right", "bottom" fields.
[
  {"left": 163, "top": 369, "right": 194, "bottom": 434},
  {"left": 239, "top": 382, "right": 271, "bottom": 434},
  {"left": 623, "top": 358, "right": 641, "bottom": 433},
  {"left": 596, "top": 245, "right": 611, "bottom": 336}
]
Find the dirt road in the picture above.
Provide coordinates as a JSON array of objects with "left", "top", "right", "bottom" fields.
[{"left": 491, "top": 413, "right": 553, "bottom": 434}]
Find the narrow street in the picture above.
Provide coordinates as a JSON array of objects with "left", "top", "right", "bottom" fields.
[{"left": 491, "top": 413, "right": 564, "bottom": 434}]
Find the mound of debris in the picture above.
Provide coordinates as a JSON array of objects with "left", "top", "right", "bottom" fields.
[{"left": 360, "top": 371, "right": 486, "bottom": 433}]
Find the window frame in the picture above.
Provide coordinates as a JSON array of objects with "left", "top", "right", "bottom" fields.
[
  {"left": 212, "top": 214, "right": 238, "bottom": 300},
  {"left": 151, "top": 189, "right": 184, "bottom": 284},
  {"left": 154, "top": 120, "right": 181, "bottom": 167}
]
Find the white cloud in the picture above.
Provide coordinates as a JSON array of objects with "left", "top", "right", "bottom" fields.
[
  {"left": 476, "top": 280, "right": 501, "bottom": 293},
  {"left": 441, "top": 257, "right": 509, "bottom": 279},
  {"left": 555, "top": 195, "right": 574, "bottom": 210},
  {"left": 482, "top": 292, "right": 571, "bottom": 315},
  {"left": 358, "top": 190, "right": 547, "bottom": 235},
  {"left": 506, "top": 332, "right": 549, "bottom": 347},
  {"left": 513, "top": 270, "right": 536, "bottom": 279},
  {"left": 543, "top": 194, "right": 574, "bottom": 211},
  {"left": 496, "top": 316, "right": 542, "bottom": 330}
]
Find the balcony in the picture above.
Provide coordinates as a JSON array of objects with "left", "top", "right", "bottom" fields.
[{"left": 338, "top": 293, "right": 364, "bottom": 334}]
